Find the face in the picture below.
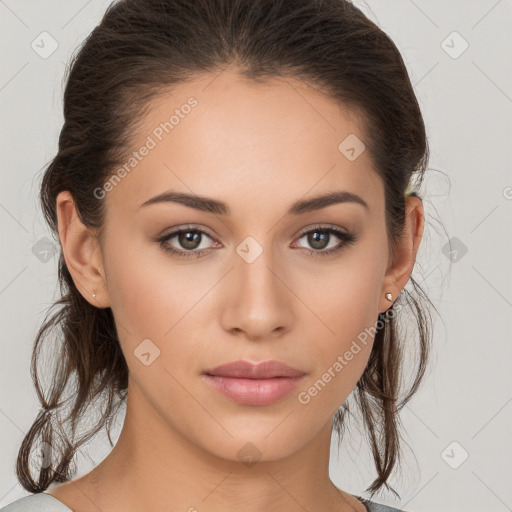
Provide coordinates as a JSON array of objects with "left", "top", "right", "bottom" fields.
[{"left": 73, "top": 68, "right": 396, "bottom": 462}]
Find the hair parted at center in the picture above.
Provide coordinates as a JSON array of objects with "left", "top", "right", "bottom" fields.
[{"left": 16, "top": 0, "right": 435, "bottom": 499}]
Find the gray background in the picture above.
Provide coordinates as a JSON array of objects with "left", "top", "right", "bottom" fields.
[{"left": 1, "top": 1, "right": 511, "bottom": 510}]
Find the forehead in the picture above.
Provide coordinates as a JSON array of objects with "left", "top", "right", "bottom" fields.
[{"left": 104, "top": 68, "right": 384, "bottom": 219}]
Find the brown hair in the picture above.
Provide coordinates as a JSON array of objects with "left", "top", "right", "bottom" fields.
[{"left": 16, "top": 0, "right": 435, "bottom": 499}]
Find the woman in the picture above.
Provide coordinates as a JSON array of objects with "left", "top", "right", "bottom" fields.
[{"left": 2, "top": 0, "right": 434, "bottom": 510}]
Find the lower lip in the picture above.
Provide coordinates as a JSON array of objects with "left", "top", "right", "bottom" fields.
[{"left": 203, "top": 374, "right": 305, "bottom": 406}]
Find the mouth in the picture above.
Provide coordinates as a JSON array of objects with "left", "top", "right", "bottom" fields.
[{"left": 202, "top": 359, "right": 306, "bottom": 406}]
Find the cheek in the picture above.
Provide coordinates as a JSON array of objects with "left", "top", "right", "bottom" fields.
[
  {"left": 103, "top": 232, "right": 215, "bottom": 379},
  {"left": 300, "top": 257, "right": 382, "bottom": 406},
  {"left": 103, "top": 225, "right": 196, "bottom": 335},
  {"left": 319, "top": 253, "right": 383, "bottom": 342}
]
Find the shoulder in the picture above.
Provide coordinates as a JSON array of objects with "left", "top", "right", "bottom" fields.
[
  {"left": 0, "top": 493, "right": 73, "bottom": 512},
  {"left": 362, "top": 499, "right": 411, "bottom": 512}
]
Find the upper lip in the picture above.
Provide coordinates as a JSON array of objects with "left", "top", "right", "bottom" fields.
[{"left": 204, "top": 360, "right": 305, "bottom": 379}]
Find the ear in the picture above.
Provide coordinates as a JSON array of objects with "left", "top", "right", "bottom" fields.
[
  {"left": 56, "top": 190, "right": 110, "bottom": 308},
  {"left": 379, "top": 195, "right": 425, "bottom": 313}
]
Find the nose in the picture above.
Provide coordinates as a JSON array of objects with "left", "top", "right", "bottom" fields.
[{"left": 219, "top": 243, "right": 296, "bottom": 342}]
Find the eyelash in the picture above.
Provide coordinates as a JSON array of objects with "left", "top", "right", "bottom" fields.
[{"left": 157, "top": 224, "right": 358, "bottom": 259}]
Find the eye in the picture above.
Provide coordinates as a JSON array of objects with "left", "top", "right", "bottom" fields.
[
  {"left": 157, "top": 225, "right": 219, "bottom": 259},
  {"left": 292, "top": 224, "right": 358, "bottom": 257}
]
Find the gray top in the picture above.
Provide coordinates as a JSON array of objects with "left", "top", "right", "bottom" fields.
[
  {"left": 0, "top": 492, "right": 408, "bottom": 511},
  {"left": 0, "top": 494, "right": 73, "bottom": 512}
]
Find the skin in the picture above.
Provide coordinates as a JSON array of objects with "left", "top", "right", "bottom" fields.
[{"left": 48, "top": 67, "right": 424, "bottom": 512}]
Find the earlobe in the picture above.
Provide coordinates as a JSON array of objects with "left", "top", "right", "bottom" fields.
[
  {"left": 379, "top": 196, "right": 425, "bottom": 312},
  {"left": 56, "top": 190, "right": 109, "bottom": 308}
]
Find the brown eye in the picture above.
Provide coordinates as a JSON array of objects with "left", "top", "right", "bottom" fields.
[
  {"left": 293, "top": 225, "right": 358, "bottom": 257},
  {"left": 158, "top": 226, "right": 218, "bottom": 258}
]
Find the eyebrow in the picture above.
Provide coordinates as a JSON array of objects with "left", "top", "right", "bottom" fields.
[{"left": 138, "top": 189, "right": 369, "bottom": 215}]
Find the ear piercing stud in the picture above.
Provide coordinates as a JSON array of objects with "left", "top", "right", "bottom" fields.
[{"left": 92, "top": 294, "right": 96, "bottom": 299}]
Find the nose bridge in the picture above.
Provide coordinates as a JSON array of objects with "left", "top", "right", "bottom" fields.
[
  {"left": 238, "top": 236, "right": 279, "bottom": 299},
  {"left": 221, "top": 232, "right": 294, "bottom": 339}
]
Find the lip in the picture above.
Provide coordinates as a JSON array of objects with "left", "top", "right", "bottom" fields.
[
  {"left": 202, "top": 360, "right": 306, "bottom": 406},
  {"left": 204, "top": 360, "right": 305, "bottom": 379}
]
